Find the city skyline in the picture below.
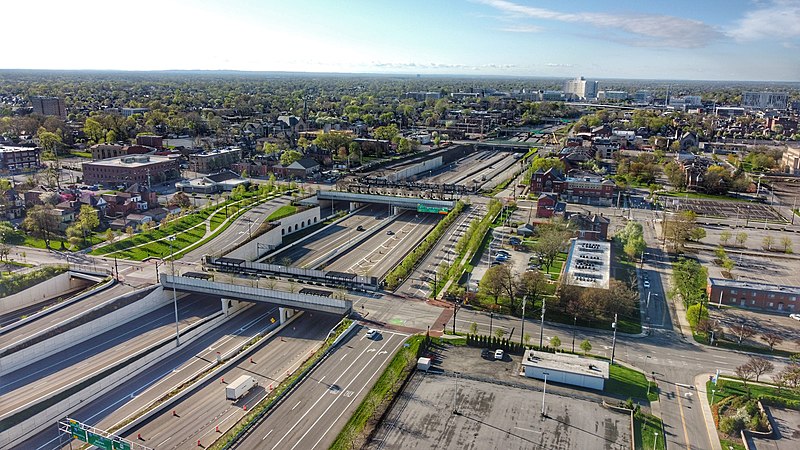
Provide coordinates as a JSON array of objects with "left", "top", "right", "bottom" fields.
[{"left": 3, "top": 0, "right": 800, "bottom": 81}]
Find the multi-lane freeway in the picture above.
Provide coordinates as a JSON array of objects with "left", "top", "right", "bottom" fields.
[{"left": 233, "top": 327, "right": 406, "bottom": 450}]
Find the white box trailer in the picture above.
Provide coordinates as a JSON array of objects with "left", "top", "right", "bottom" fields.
[{"left": 226, "top": 375, "right": 257, "bottom": 400}]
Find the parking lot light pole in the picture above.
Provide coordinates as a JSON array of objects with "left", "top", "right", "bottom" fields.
[
  {"left": 572, "top": 316, "right": 577, "bottom": 353},
  {"left": 541, "top": 372, "right": 549, "bottom": 417},
  {"left": 711, "top": 389, "right": 716, "bottom": 405},
  {"left": 610, "top": 314, "right": 618, "bottom": 365},
  {"left": 653, "top": 432, "right": 659, "bottom": 450},
  {"left": 539, "top": 298, "right": 546, "bottom": 349}
]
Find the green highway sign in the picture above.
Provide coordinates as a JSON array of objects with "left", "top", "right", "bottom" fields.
[
  {"left": 417, "top": 204, "right": 450, "bottom": 214},
  {"left": 67, "top": 419, "right": 131, "bottom": 450},
  {"left": 69, "top": 421, "right": 87, "bottom": 441},
  {"left": 88, "top": 433, "right": 113, "bottom": 450}
]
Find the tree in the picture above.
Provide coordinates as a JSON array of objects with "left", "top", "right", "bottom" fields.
[
  {"left": 105, "top": 228, "right": 114, "bottom": 244},
  {"left": 761, "top": 332, "right": 783, "bottom": 351},
  {"left": 550, "top": 335, "right": 561, "bottom": 350},
  {"left": 762, "top": 235, "right": 774, "bottom": 251},
  {"left": 517, "top": 270, "right": 547, "bottom": 314},
  {"left": 719, "top": 230, "right": 732, "bottom": 246},
  {"left": 297, "top": 136, "right": 309, "bottom": 150},
  {"left": 494, "top": 328, "right": 506, "bottom": 339},
  {"left": 469, "top": 322, "right": 478, "bottom": 335},
  {"left": 373, "top": 124, "right": 399, "bottom": 142},
  {"left": 262, "top": 142, "right": 280, "bottom": 156},
  {"left": 735, "top": 232, "right": 748, "bottom": 247},
  {"left": 580, "top": 339, "right": 592, "bottom": 355},
  {"left": 397, "top": 138, "right": 412, "bottom": 154},
  {"left": 748, "top": 356, "right": 774, "bottom": 383},
  {"left": 0, "top": 244, "right": 10, "bottom": 261},
  {"left": 780, "top": 236, "right": 793, "bottom": 253},
  {"left": 39, "top": 191, "right": 61, "bottom": 206},
  {"left": 735, "top": 360, "right": 756, "bottom": 391},
  {"left": 38, "top": 129, "right": 64, "bottom": 158},
  {"left": 529, "top": 156, "right": 566, "bottom": 174},
  {"left": 623, "top": 235, "right": 646, "bottom": 260},
  {"left": 279, "top": 150, "right": 303, "bottom": 166},
  {"left": 663, "top": 161, "right": 687, "bottom": 190},
  {"left": 171, "top": 191, "right": 192, "bottom": 208},
  {"left": 671, "top": 258, "right": 708, "bottom": 308},
  {"left": 663, "top": 211, "right": 703, "bottom": 252},
  {"left": 533, "top": 223, "right": 571, "bottom": 272},
  {"left": 348, "top": 141, "right": 362, "bottom": 164},
  {"left": 313, "top": 131, "right": 353, "bottom": 153},
  {"left": 22, "top": 205, "right": 59, "bottom": 249},
  {"left": 480, "top": 264, "right": 508, "bottom": 306},
  {"left": 732, "top": 322, "right": 756, "bottom": 344},
  {"left": 714, "top": 246, "right": 728, "bottom": 263}
]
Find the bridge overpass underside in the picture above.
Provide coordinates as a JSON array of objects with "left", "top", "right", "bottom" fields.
[
  {"left": 316, "top": 190, "right": 455, "bottom": 211},
  {"left": 160, "top": 275, "right": 352, "bottom": 315}
]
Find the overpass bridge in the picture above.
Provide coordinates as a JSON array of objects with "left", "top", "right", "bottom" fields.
[
  {"left": 160, "top": 274, "right": 352, "bottom": 316},
  {"left": 316, "top": 190, "right": 456, "bottom": 213}
]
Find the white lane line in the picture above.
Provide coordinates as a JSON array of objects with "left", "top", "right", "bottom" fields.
[
  {"left": 318, "top": 375, "right": 326, "bottom": 384},
  {"left": 305, "top": 338, "right": 405, "bottom": 450},
  {"left": 262, "top": 429, "right": 273, "bottom": 440},
  {"left": 514, "top": 427, "right": 543, "bottom": 434},
  {"left": 292, "top": 401, "right": 301, "bottom": 411},
  {"left": 340, "top": 353, "right": 348, "bottom": 361},
  {"left": 269, "top": 335, "right": 394, "bottom": 450}
]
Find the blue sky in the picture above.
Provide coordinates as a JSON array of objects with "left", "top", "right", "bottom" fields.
[{"left": 4, "top": 0, "right": 799, "bottom": 80}]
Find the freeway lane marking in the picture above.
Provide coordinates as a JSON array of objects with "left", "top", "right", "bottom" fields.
[
  {"left": 269, "top": 334, "right": 395, "bottom": 450},
  {"left": 262, "top": 429, "right": 273, "bottom": 440},
  {"left": 514, "top": 427, "right": 543, "bottom": 434},
  {"left": 318, "top": 376, "right": 326, "bottom": 384},
  {"left": 675, "top": 384, "right": 692, "bottom": 450},
  {"left": 292, "top": 401, "right": 301, "bottom": 411},
  {"left": 340, "top": 353, "right": 348, "bottom": 360},
  {"left": 304, "top": 337, "right": 406, "bottom": 450}
]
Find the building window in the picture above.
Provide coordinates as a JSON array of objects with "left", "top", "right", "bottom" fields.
[
  {"left": 792, "top": 296, "right": 797, "bottom": 301},
  {"left": 769, "top": 302, "right": 774, "bottom": 307},
  {"left": 752, "top": 292, "right": 757, "bottom": 297},
  {"left": 769, "top": 293, "right": 776, "bottom": 298},
  {"left": 751, "top": 300, "right": 756, "bottom": 305},
  {"left": 730, "top": 289, "right": 737, "bottom": 295}
]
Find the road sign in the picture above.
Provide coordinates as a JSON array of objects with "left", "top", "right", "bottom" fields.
[
  {"left": 70, "top": 420, "right": 87, "bottom": 441},
  {"left": 417, "top": 204, "right": 450, "bottom": 214},
  {"left": 65, "top": 419, "right": 133, "bottom": 450}
]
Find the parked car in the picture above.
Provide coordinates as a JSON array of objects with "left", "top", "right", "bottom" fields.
[
  {"left": 509, "top": 237, "right": 521, "bottom": 245},
  {"left": 366, "top": 328, "right": 380, "bottom": 339},
  {"left": 356, "top": 225, "right": 365, "bottom": 231},
  {"left": 386, "top": 230, "right": 394, "bottom": 235},
  {"left": 494, "top": 349, "right": 504, "bottom": 360},
  {"left": 790, "top": 313, "right": 800, "bottom": 321},
  {"left": 496, "top": 250, "right": 510, "bottom": 257},
  {"left": 495, "top": 254, "right": 509, "bottom": 262}
]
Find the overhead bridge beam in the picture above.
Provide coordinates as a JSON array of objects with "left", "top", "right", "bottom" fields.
[
  {"left": 160, "top": 275, "right": 352, "bottom": 315},
  {"left": 317, "top": 190, "right": 455, "bottom": 210}
]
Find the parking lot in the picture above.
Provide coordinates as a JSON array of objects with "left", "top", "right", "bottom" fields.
[
  {"left": 664, "top": 197, "right": 784, "bottom": 222},
  {"left": 708, "top": 305, "right": 800, "bottom": 352}
]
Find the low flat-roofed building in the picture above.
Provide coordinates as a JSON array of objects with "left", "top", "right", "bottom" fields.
[
  {"left": 707, "top": 278, "right": 800, "bottom": 313},
  {"left": 175, "top": 170, "right": 250, "bottom": 194},
  {"left": 0, "top": 145, "right": 40, "bottom": 172},
  {"left": 82, "top": 154, "right": 180, "bottom": 188},
  {"left": 521, "top": 350, "right": 609, "bottom": 390},
  {"left": 563, "top": 239, "right": 611, "bottom": 289},
  {"left": 188, "top": 147, "right": 242, "bottom": 173}
]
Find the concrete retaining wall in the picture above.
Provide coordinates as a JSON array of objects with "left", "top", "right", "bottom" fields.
[
  {"left": 0, "top": 272, "right": 88, "bottom": 316},
  {"left": 0, "top": 302, "right": 246, "bottom": 448},
  {"left": 226, "top": 206, "right": 321, "bottom": 261},
  {"left": 387, "top": 156, "right": 443, "bottom": 182},
  {"left": 0, "top": 287, "right": 172, "bottom": 376}
]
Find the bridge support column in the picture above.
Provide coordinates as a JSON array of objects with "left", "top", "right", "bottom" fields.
[
  {"left": 221, "top": 298, "right": 243, "bottom": 317},
  {"left": 279, "top": 307, "right": 296, "bottom": 324},
  {"left": 350, "top": 202, "right": 357, "bottom": 212}
]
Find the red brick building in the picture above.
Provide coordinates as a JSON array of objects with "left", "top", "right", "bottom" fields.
[
  {"left": 708, "top": 279, "right": 799, "bottom": 313},
  {"left": 82, "top": 155, "right": 180, "bottom": 188},
  {"left": 530, "top": 168, "right": 615, "bottom": 206}
]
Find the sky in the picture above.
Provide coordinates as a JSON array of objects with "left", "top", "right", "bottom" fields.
[{"left": 4, "top": 0, "right": 800, "bottom": 81}]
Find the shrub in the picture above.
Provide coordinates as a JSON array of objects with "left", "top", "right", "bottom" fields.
[{"left": 719, "top": 416, "right": 743, "bottom": 436}]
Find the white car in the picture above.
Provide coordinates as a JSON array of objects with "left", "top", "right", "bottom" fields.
[
  {"left": 643, "top": 280, "right": 651, "bottom": 289},
  {"left": 494, "top": 349, "right": 504, "bottom": 360},
  {"left": 366, "top": 328, "right": 380, "bottom": 339},
  {"left": 790, "top": 314, "right": 800, "bottom": 321}
]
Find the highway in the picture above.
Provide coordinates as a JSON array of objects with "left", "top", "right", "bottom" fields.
[
  {"left": 121, "top": 312, "right": 342, "bottom": 449},
  {"left": 275, "top": 205, "right": 388, "bottom": 268},
  {"left": 0, "top": 283, "right": 138, "bottom": 351},
  {"left": 233, "top": 327, "right": 406, "bottom": 450},
  {"left": 324, "top": 211, "right": 441, "bottom": 277},
  {"left": 0, "top": 294, "right": 220, "bottom": 419},
  {"left": 12, "top": 302, "right": 281, "bottom": 450},
  {"left": 395, "top": 202, "right": 484, "bottom": 298},
  {"left": 183, "top": 195, "right": 292, "bottom": 262}
]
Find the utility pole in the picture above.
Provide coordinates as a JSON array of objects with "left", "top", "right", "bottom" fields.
[
  {"left": 169, "top": 236, "right": 180, "bottom": 346},
  {"left": 541, "top": 372, "right": 549, "bottom": 417},
  {"left": 452, "top": 371, "right": 460, "bottom": 414},
  {"left": 572, "top": 316, "right": 577, "bottom": 353},
  {"left": 520, "top": 295, "right": 527, "bottom": 346},
  {"left": 610, "top": 313, "right": 618, "bottom": 365},
  {"left": 489, "top": 312, "right": 494, "bottom": 337},
  {"left": 539, "top": 298, "right": 546, "bottom": 348}
]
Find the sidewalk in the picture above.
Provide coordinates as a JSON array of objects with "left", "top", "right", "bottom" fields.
[{"left": 695, "top": 373, "right": 723, "bottom": 450}]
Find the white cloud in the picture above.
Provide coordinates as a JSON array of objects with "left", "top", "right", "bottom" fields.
[
  {"left": 476, "top": 0, "right": 721, "bottom": 48},
  {"left": 544, "top": 63, "right": 574, "bottom": 68},
  {"left": 499, "top": 24, "right": 543, "bottom": 33},
  {"left": 730, "top": 0, "right": 800, "bottom": 41}
]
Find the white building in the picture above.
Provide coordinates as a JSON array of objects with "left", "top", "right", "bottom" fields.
[
  {"left": 597, "top": 90, "right": 628, "bottom": 101},
  {"left": 520, "top": 350, "right": 609, "bottom": 390},
  {"left": 564, "top": 77, "right": 599, "bottom": 101},
  {"left": 742, "top": 92, "right": 789, "bottom": 110},
  {"left": 563, "top": 239, "right": 611, "bottom": 289}
]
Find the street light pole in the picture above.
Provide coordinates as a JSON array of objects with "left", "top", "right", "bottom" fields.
[
  {"left": 489, "top": 312, "right": 494, "bottom": 337},
  {"left": 653, "top": 432, "right": 659, "bottom": 450},
  {"left": 610, "top": 313, "right": 618, "bottom": 365},
  {"left": 541, "top": 372, "right": 549, "bottom": 417},
  {"left": 520, "top": 295, "right": 527, "bottom": 346},
  {"left": 572, "top": 316, "right": 577, "bottom": 353},
  {"left": 539, "top": 298, "right": 546, "bottom": 349},
  {"left": 169, "top": 236, "right": 180, "bottom": 346}
]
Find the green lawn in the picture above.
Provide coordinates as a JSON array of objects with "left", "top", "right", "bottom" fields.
[
  {"left": 635, "top": 413, "right": 664, "bottom": 450},
  {"left": 70, "top": 151, "right": 92, "bottom": 158},
  {"left": 719, "top": 438, "right": 746, "bottom": 450},
  {"left": 266, "top": 205, "right": 298, "bottom": 222},
  {"left": 606, "top": 364, "right": 657, "bottom": 402},
  {"left": 707, "top": 379, "right": 800, "bottom": 406}
]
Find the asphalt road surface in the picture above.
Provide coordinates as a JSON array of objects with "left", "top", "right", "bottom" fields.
[
  {"left": 122, "top": 312, "right": 342, "bottom": 449},
  {"left": 0, "top": 294, "right": 220, "bottom": 419},
  {"left": 233, "top": 326, "right": 407, "bottom": 450}
]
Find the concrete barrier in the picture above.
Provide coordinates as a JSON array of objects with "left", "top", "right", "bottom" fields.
[
  {"left": 0, "top": 287, "right": 172, "bottom": 375},
  {"left": 0, "top": 276, "right": 116, "bottom": 335},
  {"left": 0, "top": 302, "right": 248, "bottom": 448},
  {"left": 0, "top": 272, "right": 89, "bottom": 316}
]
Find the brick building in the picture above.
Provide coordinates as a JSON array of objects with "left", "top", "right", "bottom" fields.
[
  {"left": 91, "top": 144, "right": 153, "bottom": 161},
  {"left": 188, "top": 147, "right": 242, "bottom": 173},
  {"left": 82, "top": 155, "right": 180, "bottom": 188},
  {"left": 31, "top": 96, "right": 66, "bottom": 118},
  {"left": 136, "top": 135, "right": 164, "bottom": 149},
  {"left": 707, "top": 278, "right": 799, "bottom": 313},
  {"left": 0, "top": 146, "right": 41, "bottom": 172}
]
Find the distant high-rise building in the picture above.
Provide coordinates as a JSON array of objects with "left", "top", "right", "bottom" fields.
[
  {"left": 30, "top": 96, "right": 66, "bottom": 119},
  {"left": 564, "top": 77, "right": 599, "bottom": 100},
  {"left": 742, "top": 91, "right": 788, "bottom": 110}
]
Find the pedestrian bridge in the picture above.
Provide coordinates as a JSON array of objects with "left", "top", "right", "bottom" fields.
[
  {"left": 160, "top": 274, "right": 352, "bottom": 316},
  {"left": 316, "top": 190, "right": 456, "bottom": 211}
]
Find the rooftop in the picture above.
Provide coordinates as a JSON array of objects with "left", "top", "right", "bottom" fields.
[
  {"left": 709, "top": 278, "right": 800, "bottom": 296},
  {"left": 0, "top": 145, "right": 38, "bottom": 153},
  {"left": 563, "top": 239, "right": 611, "bottom": 289},
  {"left": 85, "top": 154, "right": 177, "bottom": 168},
  {"left": 520, "top": 350, "right": 609, "bottom": 380}
]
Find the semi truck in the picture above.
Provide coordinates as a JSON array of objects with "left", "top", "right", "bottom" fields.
[{"left": 226, "top": 375, "right": 257, "bottom": 400}]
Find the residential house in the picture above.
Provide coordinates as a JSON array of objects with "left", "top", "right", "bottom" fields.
[
  {"left": 535, "top": 193, "right": 565, "bottom": 219},
  {"left": 567, "top": 212, "right": 610, "bottom": 241},
  {"left": 0, "top": 189, "right": 24, "bottom": 220},
  {"left": 679, "top": 131, "right": 698, "bottom": 151},
  {"left": 285, "top": 158, "right": 320, "bottom": 179}
]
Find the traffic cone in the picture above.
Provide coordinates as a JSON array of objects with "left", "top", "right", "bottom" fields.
[
  {"left": 250, "top": 357, "right": 255, "bottom": 364},
  {"left": 243, "top": 404, "right": 247, "bottom": 411},
  {"left": 269, "top": 383, "right": 273, "bottom": 391},
  {"left": 216, "top": 425, "right": 220, "bottom": 433},
  {"left": 197, "top": 439, "right": 202, "bottom": 447},
  {"left": 221, "top": 377, "right": 225, "bottom": 384},
  {"left": 138, "top": 433, "right": 143, "bottom": 441},
  {"left": 173, "top": 410, "right": 178, "bottom": 417}
]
